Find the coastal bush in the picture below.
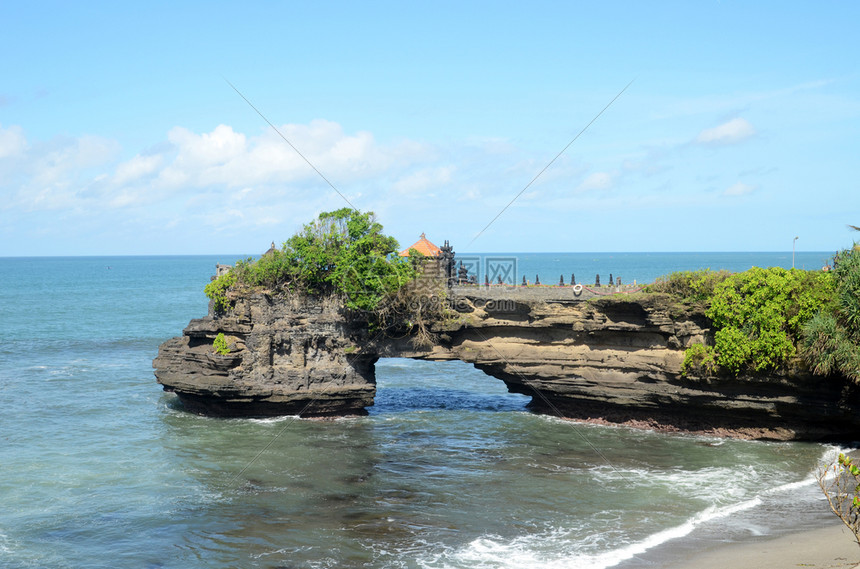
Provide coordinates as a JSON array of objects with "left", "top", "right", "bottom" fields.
[
  {"left": 818, "top": 453, "right": 860, "bottom": 546},
  {"left": 213, "top": 333, "right": 230, "bottom": 355},
  {"left": 705, "top": 267, "right": 833, "bottom": 374},
  {"left": 680, "top": 343, "right": 717, "bottom": 376},
  {"left": 646, "top": 269, "right": 731, "bottom": 301},
  {"left": 802, "top": 246, "right": 860, "bottom": 382},
  {"left": 233, "top": 252, "right": 296, "bottom": 291},
  {"left": 204, "top": 208, "right": 421, "bottom": 317},
  {"left": 204, "top": 271, "right": 237, "bottom": 314}
]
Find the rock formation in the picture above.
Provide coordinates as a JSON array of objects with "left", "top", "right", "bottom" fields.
[
  {"left": 154, "top": 293, "right": 377, "bottom": 417},
  {"left": 154, "top": 287, "right": 860, "bottom": 440}
]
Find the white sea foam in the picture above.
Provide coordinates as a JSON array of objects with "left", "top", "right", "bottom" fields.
[
  {"left": 428, "top": 447, "right": 847, "bottom": 569},
  {"left": 0, "top": 530, "right": 13, "bottom": 554},
  {"left": 246, "top": 415, "right": 301, "bottom": 424},
  {"left": 764, "top": 475, "right": 816, "bottom": 494},
  {"left": 813, "top": 444, "right": 859, "bottom": 488},
  {"left": 420, "top": 448, "right": 832, "bottom": 569},
  {"left": 588, "top": 464, "right": 761, "bottom": 506},
  {"left": 426, "top": 497, "right": 765, "bottom": 569}
]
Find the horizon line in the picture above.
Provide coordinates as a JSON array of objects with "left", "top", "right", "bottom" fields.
[{"left": 0, "top": 250, "right": 836, "bottom": 259}]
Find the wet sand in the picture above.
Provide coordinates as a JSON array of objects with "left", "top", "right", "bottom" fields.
[{"left": 660, "top": 523, "right": 859, "bottom": 569}]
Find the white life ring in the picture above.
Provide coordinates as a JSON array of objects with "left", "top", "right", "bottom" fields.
[{"left": 572, "top": 284, "right": 583, "bottom": 294}]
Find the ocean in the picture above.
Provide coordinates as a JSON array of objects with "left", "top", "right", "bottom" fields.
[{"left": 0, "top": 253, "right": 846, "bottom": 568}]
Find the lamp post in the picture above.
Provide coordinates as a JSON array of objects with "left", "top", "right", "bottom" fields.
[{"left": 793, "top": 236, "right": 799, "bottom": 269}]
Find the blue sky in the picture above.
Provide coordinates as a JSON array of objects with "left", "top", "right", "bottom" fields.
[{"left": 2, "top": 1, "right": 858, "bottom": 256}]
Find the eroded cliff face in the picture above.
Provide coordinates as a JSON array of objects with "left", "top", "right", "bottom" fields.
[
  {"left": 154, "top": 288, "right": 860, "bottom": 440},
  {"left": 154, "top": 293, "right": 377, "bottom": 417}
]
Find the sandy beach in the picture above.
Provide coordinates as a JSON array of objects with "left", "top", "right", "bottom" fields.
[{"left": 659, "top": 523, "right": 859, "bottom": 569}]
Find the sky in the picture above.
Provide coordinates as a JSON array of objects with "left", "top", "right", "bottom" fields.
[{"left": 1, "top": 1, "right": 858, "bottom": 256}]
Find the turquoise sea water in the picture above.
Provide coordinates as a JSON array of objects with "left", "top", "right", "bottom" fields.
[
  {"left": 0, "top": 253, "right": 846, "bottom": 568},
  {"left": 456, "top": 251, "right": 833, "bottom": 286}
]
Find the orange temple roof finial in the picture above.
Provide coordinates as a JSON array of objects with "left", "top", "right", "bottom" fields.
[{"left": 399, "top": 233, "right": 442, "bottom": 257}]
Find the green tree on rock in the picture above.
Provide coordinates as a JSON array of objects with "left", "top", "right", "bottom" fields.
[{"left": 205, "top": 208, "right": 419, "bottom": 313}]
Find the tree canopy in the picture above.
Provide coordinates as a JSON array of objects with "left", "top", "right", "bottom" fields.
[{"left": 205, "top": 208, "right": 419, "bottom": 312}]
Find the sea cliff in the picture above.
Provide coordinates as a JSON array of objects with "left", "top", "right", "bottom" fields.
[{"left": 154, "top": 286, "right": 860, "bottom": 440}]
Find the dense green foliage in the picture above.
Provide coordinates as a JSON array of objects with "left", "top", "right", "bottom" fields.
[
  {"left": 204, "top": 271, "right": 237, "bottom": 313},
  {"left": 671, "top": 267, "right": 834, "bottom": 377},
  {"left": 646, "top": 269, "right": 732, "bottom": 301},
  {"left": 668, "top": 250, "right": 860, "bottom": 381},
  {"left": 205, "top": 208, "right": 419, "bottom": 313},
  {"left": 802, "top": 246, "right": 860, "bottom": 382},
  {"left": 704, "top": 267, "right": 833, "bottom": 374}
]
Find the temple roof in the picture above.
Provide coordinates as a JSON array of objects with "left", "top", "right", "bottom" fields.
[{"left": 399, "top": 233, "right": 442, "bottom": 257}]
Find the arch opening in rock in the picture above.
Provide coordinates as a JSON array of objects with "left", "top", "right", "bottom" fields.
[{"left": 370, "top": 357, "right": 530, "bottom": 416}]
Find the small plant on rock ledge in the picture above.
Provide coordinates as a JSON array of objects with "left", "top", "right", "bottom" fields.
[
  {"left": 213, "top": 333, "right": 230, "bottom": 355},
  {"left": 680, "top": 343, "right": 718, "bottom": 377}
]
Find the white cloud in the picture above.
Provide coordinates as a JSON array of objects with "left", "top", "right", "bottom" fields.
[
  {"left": 392, "top": 166, "right": 453, "bottom": 194},
  {"left": 112, "top": 153, "right": 163, "bottom": 186},
  {"left": 56, "top": 119, "right": 437, "bottom": 213},
  {"left": 0, "top": 124, "right": 26, "bottom": 158},
  {"left": 723, "top": 181, "right": 757, "bottom": 196},
  {"left": 130, "top": 120, "right": 430, "bottom": 195},
  {"left": 170, "top": 124, "right": 246, "bottom": 166},
  {"left": 156, "top": 124, "right": 248, "bottom": 188},
  {"left": 696, "top": 118, "right": 756, "bottom": 145},
  {"left": 577, "top": 171, "right": 613, "bottom": 192},
  {"left": 30, "top": 135, "right": 118, "bottom": 184},
  {"left": 0, "top": 131, "right": 120, "bottom": 211},
  {"left": 2, "top": 119, "right": 686, "bottom": 254}
]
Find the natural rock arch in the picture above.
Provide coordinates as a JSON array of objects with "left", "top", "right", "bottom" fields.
[{"left": 154, "top": 289, "right": 860, "bottom": 440}]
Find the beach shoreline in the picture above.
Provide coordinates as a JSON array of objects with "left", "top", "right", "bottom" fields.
[{"left": 652, "top": 523, "right": 859, "bottom": 569}]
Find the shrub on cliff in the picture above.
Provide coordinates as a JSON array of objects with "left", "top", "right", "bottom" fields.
[
  {"left": 802, "top": 246, "right": 860, "bottom": 382},
  {"left": 212, "top": 333, "right": 230, "bottom": 355},
  {"left": 705, "top": 267, "right": 834, "bottom": 374},
  {"left": 646, "top": 269, "right": 732, "bottom": 301},
  {"left": 680, "top": 343, "right": 718, "bottom": 376},
  {"left": 206, "top": 208, "right": 419, "bottom": 313},
  {"left": 679, "top": 267, "right": 833, "bottom": 377},
  {"left": 204, "top": 270, "right": 237, "bottom": 313}
]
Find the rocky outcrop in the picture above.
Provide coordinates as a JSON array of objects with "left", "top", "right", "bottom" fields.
[
  {"left": 154, "top": 293, "right": 377, "bottom": 417},
  {"left": 154, "top": 287, "right": 860, "bottom": 440}
]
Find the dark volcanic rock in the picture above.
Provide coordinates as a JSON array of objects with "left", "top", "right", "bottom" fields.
[
  {"left": 154, "top": 288, "right": 860, "bottom": 440},
  {"left": 154, "top": 293, "right": 376, "bottom": 417}
]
